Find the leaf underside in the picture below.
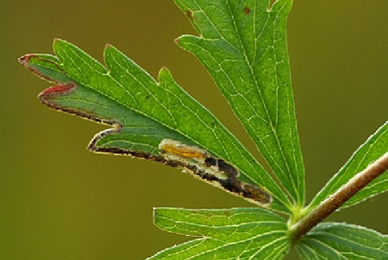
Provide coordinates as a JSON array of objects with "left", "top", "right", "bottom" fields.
[
  {"left": 297, "top": 222, "right": 388, "bottom": 260},
  {"left": 174, "top": 0, "right": 305, "bottom": 206},
  {"left": 148, "top": 207, "right": 290, "bottom": 260}
]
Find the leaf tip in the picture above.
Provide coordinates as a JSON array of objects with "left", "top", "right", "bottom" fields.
[
  {"left": 53, "top": 38, "right": 67, "bottom": 50},
  {"left": 159, "top": 66, "right": 170, "bottom": 74},
  {"left": 18, "top": 54, "right": 31, "bottom": 65},
  {"left": 87, "top": 143, "right": 96, "bottom": 153},
  {"left": 153, "top": 207, "right": 168, "bottom": 224},
  {"left": 53, "top": 38, "right": 60, "bottom": 46},
  {"left": 174, "top": 35, "right": 194, "bottom": 47},
  {"left": 53, "top": 38, "right": 62, "bottom": 44},
  {"left": 158, "top": 66, "right": 173, "bottom": 82},
  {"left": 104, "top": 43, "right": 119, "bottom": 57}
]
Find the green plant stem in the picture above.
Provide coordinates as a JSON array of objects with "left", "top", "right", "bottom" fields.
[{"left": 290, "top": 151, "right": 388, "bottom": 242}]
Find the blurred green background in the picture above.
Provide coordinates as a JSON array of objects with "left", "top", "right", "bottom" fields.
[{"left": 1, "top": 0, "right": 387, "bottom": 259}]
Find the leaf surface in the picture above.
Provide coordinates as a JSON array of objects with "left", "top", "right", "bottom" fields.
[
  {"left": 149, "top": 207, "right": 290, "bottom": 260},
  {"left": 296, "top": 222, "right": 388, "bottom": 260},
  {"left": 20, "top": 40, "right": 291, "bottom": 212},
  {"left": 174, "top": 0, "right": 305, "bottom": 205},
  {"left": 20, "top": 54, "right": 191, "bottom": 155},
  {"left": 309, "top": 122, "right": 388, "bottom": 211}
]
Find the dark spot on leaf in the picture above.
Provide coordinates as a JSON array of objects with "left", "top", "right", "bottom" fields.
[
  {"left": 186, "top": 9, "right": 193, "bottom": 19},
  {"left": 242, "top": 184, "right": 272, "bottom": 204},
  {"left": 145, "top": 95, "right": 150, "bottom": 100},
  {"left": 224, "top": 211, "right": 232, "bottom": 217},
  {"left": 205, "top": 157, "right": 217, "bottom": 167},
  {"left": 217, "top": 159, "right": 227, "bottom": 169},
  {"left": 217, "top": 159, "right": 238, "bottom": 178},
  {"left": 243, "top": 7, "right": 251, "bottom": 14}
]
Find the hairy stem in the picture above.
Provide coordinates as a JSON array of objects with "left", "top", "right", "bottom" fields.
[{"left": 290, "top": 152, "right": 388, "bottom": 241}]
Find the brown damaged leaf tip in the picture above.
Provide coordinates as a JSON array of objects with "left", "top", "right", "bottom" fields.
[{"left": 18, "top": 54, "right": 31, "bottom": 64}]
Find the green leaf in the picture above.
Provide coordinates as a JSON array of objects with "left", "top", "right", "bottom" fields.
[
  {"left": 308, "top": 122, "right": 388, "bottom": 212},
  {"left": 20, "top": 53, "right": 193, "bottom": 155},
  {"left": 174, "top": 0, "right": 305, "bottom": 205},
  {"left": 20, "top": 40, "right": 292, "bottom": 212},
  {"left": 296, "top": 222, "right": 388, "bottom": 260},
  {"left": 149, "top": 208, "right": 290, "bottom": 260}
]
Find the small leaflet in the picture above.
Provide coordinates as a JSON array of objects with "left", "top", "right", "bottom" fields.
[{"left": 159, "top": 139, "right": 272, "bottom": 206}]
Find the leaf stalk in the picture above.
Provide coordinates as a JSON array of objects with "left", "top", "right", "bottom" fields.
[{"left": 289, "top": 151, "right": 388, "bottom": 242}]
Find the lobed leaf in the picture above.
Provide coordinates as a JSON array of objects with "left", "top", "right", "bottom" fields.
[
  {"left": 20, "top": 53, "right": 191, "bottom": 155},
  {"left": 296, "top": 222, "right": 388, "bottom": 260},
  {"left": 308, "top": 122, "right": 388, "bottom": 212},
  {"left": 149, "top": 207, "right": 290, "bottom": 260},
  {"left": 174, "top": 0, "right": 305, "bottom": 205},
  {"left": 20, "top": 40, "right": 291, "bottom": 212}
]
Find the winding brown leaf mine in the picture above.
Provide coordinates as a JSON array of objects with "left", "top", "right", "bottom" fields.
[{"left": 159, "top": 139, "right": 272, "bottom": 206}]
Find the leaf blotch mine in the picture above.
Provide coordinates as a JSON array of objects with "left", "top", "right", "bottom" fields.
[
  {"left": 40, "top": 84, "right": 76, "bottom": 96},
  {"left": 243, "top": 7, "right": 251, "bottom": 15},
  {"left": 37, "top": 83, "right": 121, "bottom": 133}
]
